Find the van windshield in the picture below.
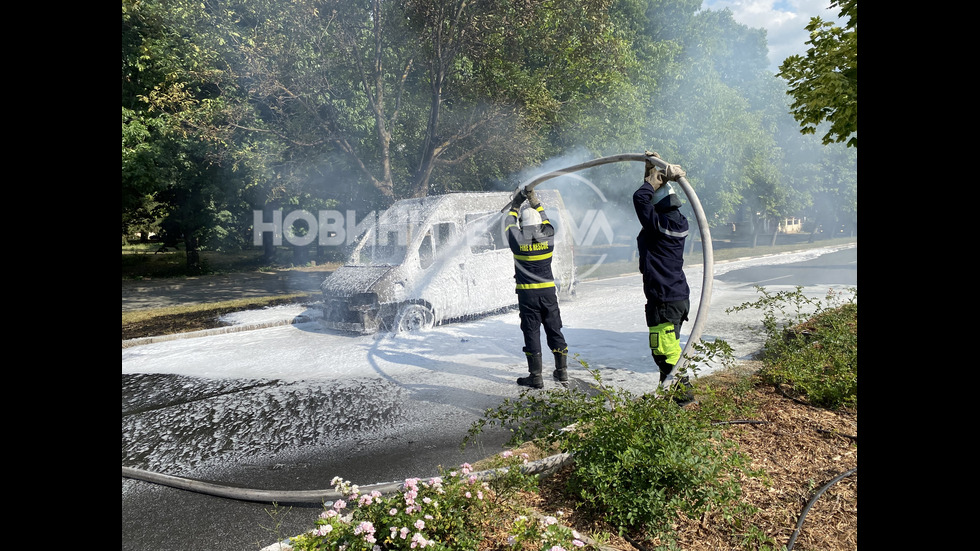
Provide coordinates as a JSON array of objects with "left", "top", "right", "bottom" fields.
[
  {"left": 348, "top": 203, "right": 426, "bottom": 266},
  {"left": 348, "top": 225, "right": 414, "bottom": 266}
]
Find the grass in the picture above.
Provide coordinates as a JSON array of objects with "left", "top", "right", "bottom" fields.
[
  {"left": 121, "top": 293, "right": 322, "bottom": 340},
  {"left": 121, "top": 294, "right": 314, "bottom": 325},
  {"left": 122, "top": 243, "right": 344, "bottom": 280}
]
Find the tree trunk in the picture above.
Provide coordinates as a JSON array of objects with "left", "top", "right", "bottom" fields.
[
  {"left": 263, "top": 203, "right": 278, "bottom": 263},
  {"left": 808, "top": 226, "right": 819, "bottom": 243},
  {"left": 184, "top": 235, "right": 202, "bottom": 275},
  {"left": 292, "top": 245, "right": 309, "bottom": 266},
  {"left": 412, "top": 73, "right": 444, "bottom": 198}
]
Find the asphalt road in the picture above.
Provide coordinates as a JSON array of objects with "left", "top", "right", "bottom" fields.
[{"left": 121, "top": 245, "right": 856, "bottom": 551}]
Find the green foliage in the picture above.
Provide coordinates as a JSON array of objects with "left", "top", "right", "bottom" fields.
[
  {"left": 122, "top": 0, "right": 264, "bottom": 269},
  {"left": 122, "top": 0, "right": 857, "bottom": 268},
  {"left": 727, "top": 286, "right": 858, "bottom": 409},
  {"left": 777, "top": 0, "right": 857, "bottom": 147},
  {"left": 467, "top": 355, "right": 757, "bottom": 544}
]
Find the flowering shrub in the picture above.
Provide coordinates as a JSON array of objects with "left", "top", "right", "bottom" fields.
[
  {"left": 507, "top": 513, "right": 588, "bottom": 550},
  {"left": 289, "top": 465, "right": 488, "bottom": 550},
  {"left": 289, "top": 454, "right": 592, "bottom": 550}
]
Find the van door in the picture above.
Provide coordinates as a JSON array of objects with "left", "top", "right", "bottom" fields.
[
  {"left": 461, "top": 212, "right": 516, "bottom": 316},
  {"left": 411, "top": 220, "right": 467, "bottom": 322}
]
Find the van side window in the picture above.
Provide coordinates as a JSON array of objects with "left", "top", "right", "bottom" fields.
[
  {"left": 419, "top": 222, "right": 458, "bottom": 269},
  {"left": 465, "top": 212, "right": 506, "bottom": 254}
]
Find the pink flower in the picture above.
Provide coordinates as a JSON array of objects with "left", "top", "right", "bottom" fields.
[{"left": 353, "top": 521, "right": 375, "bottom": 536}]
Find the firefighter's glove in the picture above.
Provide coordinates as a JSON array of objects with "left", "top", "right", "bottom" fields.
[
  {"left": 525, "top": 189, "right": 541, "bottom": 209},
  {"left": 510, "top": 191, "right": 525, "bottom": 211},
  {"left": 665, "top": 163, "right": 686, "bottom": 182}
]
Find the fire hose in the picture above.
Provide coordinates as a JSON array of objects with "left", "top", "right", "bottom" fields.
[
  {"left": 122, "top": 151, "right": 713, "bottom": 522},
  {"left": 121, "top": 453, "right": 574, "bottom": 504},
  {"left": 501, "top": 152, "right": 714, "bottom": 384}
]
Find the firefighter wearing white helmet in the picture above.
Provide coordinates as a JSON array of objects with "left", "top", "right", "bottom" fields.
[{"left": 504, "top": 187, "right": 568, "bottom": 389}]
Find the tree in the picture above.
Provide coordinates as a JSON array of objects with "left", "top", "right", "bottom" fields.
[
  {"left": 122, "top": 0, "right": 260, "bottom": 271},
  {"left": 777, "top": 0, "right": 857, "bottom": 148},
  {"left": 208, "top": 0, "right": 632, "bottom": 205}
]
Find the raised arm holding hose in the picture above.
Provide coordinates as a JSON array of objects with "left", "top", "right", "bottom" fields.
[
  {"left": 505, "top": 188, "right": 569, "bottom": 388},
  {"left": 633, "top": 151, "right": 693, "bottom": 396}
]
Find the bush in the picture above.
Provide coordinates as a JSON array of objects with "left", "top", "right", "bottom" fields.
[
  {"left": 727, "top": 286, "right": 857, "bottom": 409},
  {"left": 288, "top": 470, "right": 489, "bottom": 550},
  {"left": 466, "top": 362, "right": 757, "bottom": 545}
]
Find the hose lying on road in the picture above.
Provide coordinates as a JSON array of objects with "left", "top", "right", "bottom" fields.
[{"left": 122, "top": 452, "right": 574, "bottom": 504}]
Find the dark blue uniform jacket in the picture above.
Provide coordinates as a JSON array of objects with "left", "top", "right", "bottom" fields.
[
  {"left": 633, "top": 182, "right": 690, "bottom": 303},
  {"left": 505, "top": 206, "right": 557, "bottom": 292}
]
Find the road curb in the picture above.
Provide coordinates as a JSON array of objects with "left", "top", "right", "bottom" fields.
[{"left": 122, "top": 315, "right": 316, "bottom": 348}]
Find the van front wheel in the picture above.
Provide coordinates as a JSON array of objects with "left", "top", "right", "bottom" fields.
[{"left": 395, "top": 303, "right": 435, "bottom": 332}]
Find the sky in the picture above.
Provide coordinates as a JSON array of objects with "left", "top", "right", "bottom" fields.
[{"left": 701, "top": 0, "right": 846, "bottom": 73}]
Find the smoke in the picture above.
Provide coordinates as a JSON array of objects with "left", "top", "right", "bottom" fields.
[{"left": 502, "top": 148, "right": 642, "bottom": 256}]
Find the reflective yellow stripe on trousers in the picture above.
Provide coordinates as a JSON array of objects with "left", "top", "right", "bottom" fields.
[{"left": 515, "top": 281, "right": 556, "bottom": 290}]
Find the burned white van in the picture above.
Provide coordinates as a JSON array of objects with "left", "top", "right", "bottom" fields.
[{"left": 320, "top": 190, "right": 576, "bottom": 333}]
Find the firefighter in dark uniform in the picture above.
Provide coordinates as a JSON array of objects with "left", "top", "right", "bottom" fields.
[
  {"left": 505, "top": 188, "right": 568, "bottom": 389},
  {"left": 633, "top": 154, "right": 691, "bottom": 387}
]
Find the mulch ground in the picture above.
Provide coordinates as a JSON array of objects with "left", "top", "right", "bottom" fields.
[{"left": 521, "top": 383, "right": 857, "bottom": 550}]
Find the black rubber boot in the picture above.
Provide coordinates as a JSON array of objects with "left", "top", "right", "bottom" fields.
[
  {"left": 673, "top": 375, "right": 695, "bottom": 405},
  {"left": 553, "top": 350, "right": 568, "bottom": 382},
  {"left": 517, "top": 353, "right": 544, "bottom": 389},
  {"left": 655, "top": 355, "right": 671, "bottom": 384},
  {"left": 657, "top": 357, "right": 693, "bottom": 404}
]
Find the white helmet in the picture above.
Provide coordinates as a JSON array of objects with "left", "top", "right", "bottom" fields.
[{"left": 520, "top": 206, "right": 542, "bottom": 227}]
